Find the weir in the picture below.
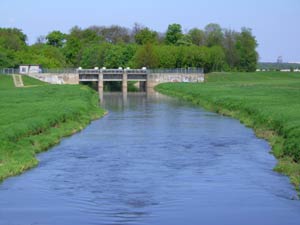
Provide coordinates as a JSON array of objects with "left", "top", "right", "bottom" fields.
[{"left": 10, "top": 67, "right": 205, "bottom": 95}]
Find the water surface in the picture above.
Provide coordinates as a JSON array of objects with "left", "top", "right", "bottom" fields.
[{"left": 0, "top": 92, "right": 300, "bottom": 225}]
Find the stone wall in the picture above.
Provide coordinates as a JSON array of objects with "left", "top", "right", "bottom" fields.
[
  {"left": 28, "top": 73, "right": 79, "bottom": 84},
  {"left": 147, "top": 73, "right": 204, "bottom": 88},
  {"left": 27, "top": 72, "right": 204, "bottom": 87}
]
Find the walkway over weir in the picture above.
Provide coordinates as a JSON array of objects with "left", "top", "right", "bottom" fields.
[
  {"left": 77, "top": 68, "right": 204, "bottom": 93},
  {"left": 2, "top": 68, "right": 205, "bottom": 93},
  {"left": 78, "top": 69, "right": 148, "bottom": 82}
]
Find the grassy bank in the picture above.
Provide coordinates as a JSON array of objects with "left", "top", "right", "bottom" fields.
[
  {"left": 155, "top": 72, "right": 300, "bottom": 190},
  {"left": 0, "top": 75, "right": 105, "bottom": 181}
]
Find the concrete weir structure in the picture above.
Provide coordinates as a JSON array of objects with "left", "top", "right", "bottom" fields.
[{"left": 26, "top": 68, "right": 204, "bottom": 93}]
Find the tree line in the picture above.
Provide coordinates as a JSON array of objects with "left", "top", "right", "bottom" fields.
[{"left": 0, "top": 23, "right": 258, "bottom": 72}]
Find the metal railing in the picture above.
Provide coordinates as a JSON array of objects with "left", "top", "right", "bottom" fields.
[
  {"left": 0, "top": 68, "right": 20, "bottom": 74},
  {"left": 149, "top": 68, "right": 204, "bottom": 74},
  {"left": 1, "top": 68, "right": 204, "bottom": 75},
  {"left": 125, "top": 69, "right": 147, "bottom": 74},
  {"left": 41, "top": 68, "right": 77, "bottom": 74},
  {"left": 102, "top": 69, "right": 123, "bottom": 74}
]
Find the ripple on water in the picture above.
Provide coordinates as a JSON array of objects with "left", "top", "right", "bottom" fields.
[{"left": 0, "top": 93, "right": 300, "bottom": 225}]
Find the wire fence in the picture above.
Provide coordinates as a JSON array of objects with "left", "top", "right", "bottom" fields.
[
  {"left": 41, "top": 68, "right": 78, "bottom": 73},
  {"left": 148, "top": 68, "right": 204, "bottom": 74},
  {"left": 0, "top": 68, "right": 20, "bottom": 75},
  {"left": 0, "top": 68, "right": 204, "bottom": 75}
]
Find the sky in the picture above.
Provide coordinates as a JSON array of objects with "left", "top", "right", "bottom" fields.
[{"left": 1, "top": 0, "right": 300, "bottom": 62}]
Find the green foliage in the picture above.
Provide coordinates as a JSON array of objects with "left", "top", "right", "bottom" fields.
[
  {"left": 236, "top": 28, "right": 258, "bottom": 72},
  {"left": 104, "top": 44, "right": 137, "bottom": 68},
  {"left": 176, "top": 35, "right": 193, "bottom": 46},
  {"left": 80, "top": 43, "right": 111, "bottom": 68},
  {"left": 154, "top": 45, "right": 178, "bottom": 68},
  {"left": 0, "top": 23, "right": 258, "bottom": 71},
  {"left": 133, "top": 43, "right": 158, "bottom": 68},
  {"left": 165, "top": 24, "right": 183, "bottom": 45},
  {"left": 134, "top": 28, "right": 158, "bottom": 45},
  {"left": 156, "top": 72, "right": 300, "bottom": 188},
  {"left": 16, "top": 44, "right": 67, "bottom": 68},
  {"left": 0, "top": 47, "right": 19, "bottom": 68},
  {"left": 0, "top": 28, "right": 27, "bottom": 51},
  {"left": 89, "top": 25, "right": 131, "bottom": 44},
  {"left": 0, "top": 75, "right": 105, "bottom": 181},
  {"left": 223, "top": 29, "right": 240, "bottom": 70},
  {"left": 46, "top": 30, "right": 66, "bottom": 47},
  {"left": 204, "top": 23, "right": 223, "bottom": 47},
  {"left": 188, "top": 28, "right": 205, "bottom": 46},
  {"left": 207, "top": 46, "right": 226, "bottom": 72}
]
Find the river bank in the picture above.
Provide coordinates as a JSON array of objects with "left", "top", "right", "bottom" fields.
[
  {"left": 0, "top": 75, "right": 105, "bottom": 181},
  {"left": 155, "top": 72, "right": 300, "bottom": 190}
]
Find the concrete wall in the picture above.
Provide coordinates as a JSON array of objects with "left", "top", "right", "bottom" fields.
[
  {"left": 147, "top": 73, "right": 204, "bottom": 88},
  {"left": 28, "top": 73, "right": 79, "bottom": 84},
  {"left": 28, "top": 72, "right": 204, "bottom": 87}
]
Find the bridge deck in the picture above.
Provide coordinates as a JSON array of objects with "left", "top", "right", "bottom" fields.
[{"left": 78, "top": 69, "right": 148, "bottom": 82}]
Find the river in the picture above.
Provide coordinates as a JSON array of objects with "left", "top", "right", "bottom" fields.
[{"left": 0, "top": 92, "right": 300, "bottom": 225}]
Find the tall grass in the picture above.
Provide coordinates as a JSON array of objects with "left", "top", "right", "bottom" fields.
[
  {"left": 0, "top": 75, "right": 105, "bottom": 181},
  {"left": 156, "top": 72, "right": 300, "bottom": 189}
]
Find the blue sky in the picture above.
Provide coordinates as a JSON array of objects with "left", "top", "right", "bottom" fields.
[{"left": 1, "top": 0, "right": 300, "bottom": 62}]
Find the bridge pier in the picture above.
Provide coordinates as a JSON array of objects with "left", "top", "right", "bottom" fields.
[
  {"left": 98, "top": 72, "right": 103, "bottom": 102},
  {"left": 98, "top": 72, "right": 103, "bottom": 92},
  {"left": 75, "top": 68, "right": 204, "bottom": 98},
  {"left": 122, "top": 71, "right": 128, "bottom": 94}
]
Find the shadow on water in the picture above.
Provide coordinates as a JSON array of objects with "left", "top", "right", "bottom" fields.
[{"left": 0, "top": 92, "right": 300, "bottom": 225}]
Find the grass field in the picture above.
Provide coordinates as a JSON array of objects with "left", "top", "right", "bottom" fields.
[
  {"left": 156, "top": 72, "right": 300, "bottom": 189},
  {"left": 0, "top": 75, "right": 105, "bottom": 181}
]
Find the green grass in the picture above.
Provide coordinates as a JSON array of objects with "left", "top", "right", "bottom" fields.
[
  {"left": 0, "top": 75, "right": 105, "bottom": 181},
  {"left": 156, "top": 72, "right": 300, "bottom": 190},
  {"left": 22, "top": 75, "right": 47, "bottom": 86}
]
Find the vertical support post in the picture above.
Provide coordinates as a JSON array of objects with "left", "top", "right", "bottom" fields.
[
  {"left": 122, "top": 70, "right": 128, "bottom": 94},
  {"left": 98, "top": 71, "right": 103, "bottom": 102}
]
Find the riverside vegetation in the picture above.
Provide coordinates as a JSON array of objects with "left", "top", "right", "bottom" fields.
[
  {"left": 0, "top": 75, "right": 105, "bottom": 181},
  {"left": 156, "top": 72, "right": 300, "bottom": 190},
  {"left": 0, "top": 23, "right": 257, "bottom": 72}
]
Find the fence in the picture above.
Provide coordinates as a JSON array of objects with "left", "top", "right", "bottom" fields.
[
  {"left": 1, "top": 68, "right": 204, "bottom": 75},
  {"left": 0, "top": 68, "right": 19, "bottom": 75},
  {"left": 148, "top": 68, "right": 204, "bottom": 74}
]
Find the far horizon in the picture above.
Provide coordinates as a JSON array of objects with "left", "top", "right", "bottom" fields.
[{"left": 1, "top": 0, "right": 299, "bottom": 62}]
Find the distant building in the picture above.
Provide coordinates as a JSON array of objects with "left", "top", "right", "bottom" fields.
[
  {"left": 19, "top": 65, "right": 42, "bottom": 74},
  {"left": 280, "top": 69, "right": 291, "bottom": 72}
]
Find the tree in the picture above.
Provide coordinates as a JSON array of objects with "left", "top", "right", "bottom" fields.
[
  {"left": 104, "top": 44, "right": 137, "bottom": 68},
  {"left": 204, "top": 23, "right": 224, "bottom": 47},
  {"left": 46, "top": 30, "right": 66, "bottom": 47},
  {"left": 176, "top": 35, "right": 193, "bottom": 46},
  {"left": 134, "top": 28, "right": 158, "bottom": 45},
  {"left": 188, "top": 28, "right": 205, "bottom": 46},
  {"left": 16, "top": 44, "right": 67, "bottom": 68},
  {"left": 0, "top": 47, "right": 18, "bottom": 68},
  {"left": 155, "top": 45, "right": 178, "bottom": 68},
  {"left": 80, "top": 43, "right": 111, "bottom": 68},
  {"left": 89, "top": 25, "right": 131, "bottom": 44},
  {"left": 208, "top": 46, "right": 226, "bottom": 72},
  {"left": 63, "top": 26, "right": 103, "bottom": 66},
  {"left": 165, "top": 24, "right": 183, "bottom": 45},
  {"left": 223, "top": 29, "right": 240, "bottom": 70},
  {"left": 36, "top": 35, "right": 46, "bottom": 44},
  {"left": 63, "top": 33, "right": 82, "bottom": 66},
  {"left": 0, "top": 28, "right": 27, "bottom": 51},
  {"left": 133, "top": 43, "right": 158, "bottom": 68},
  {"left": 236, "top": 28, "right": 258, "bottom": 72}
]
